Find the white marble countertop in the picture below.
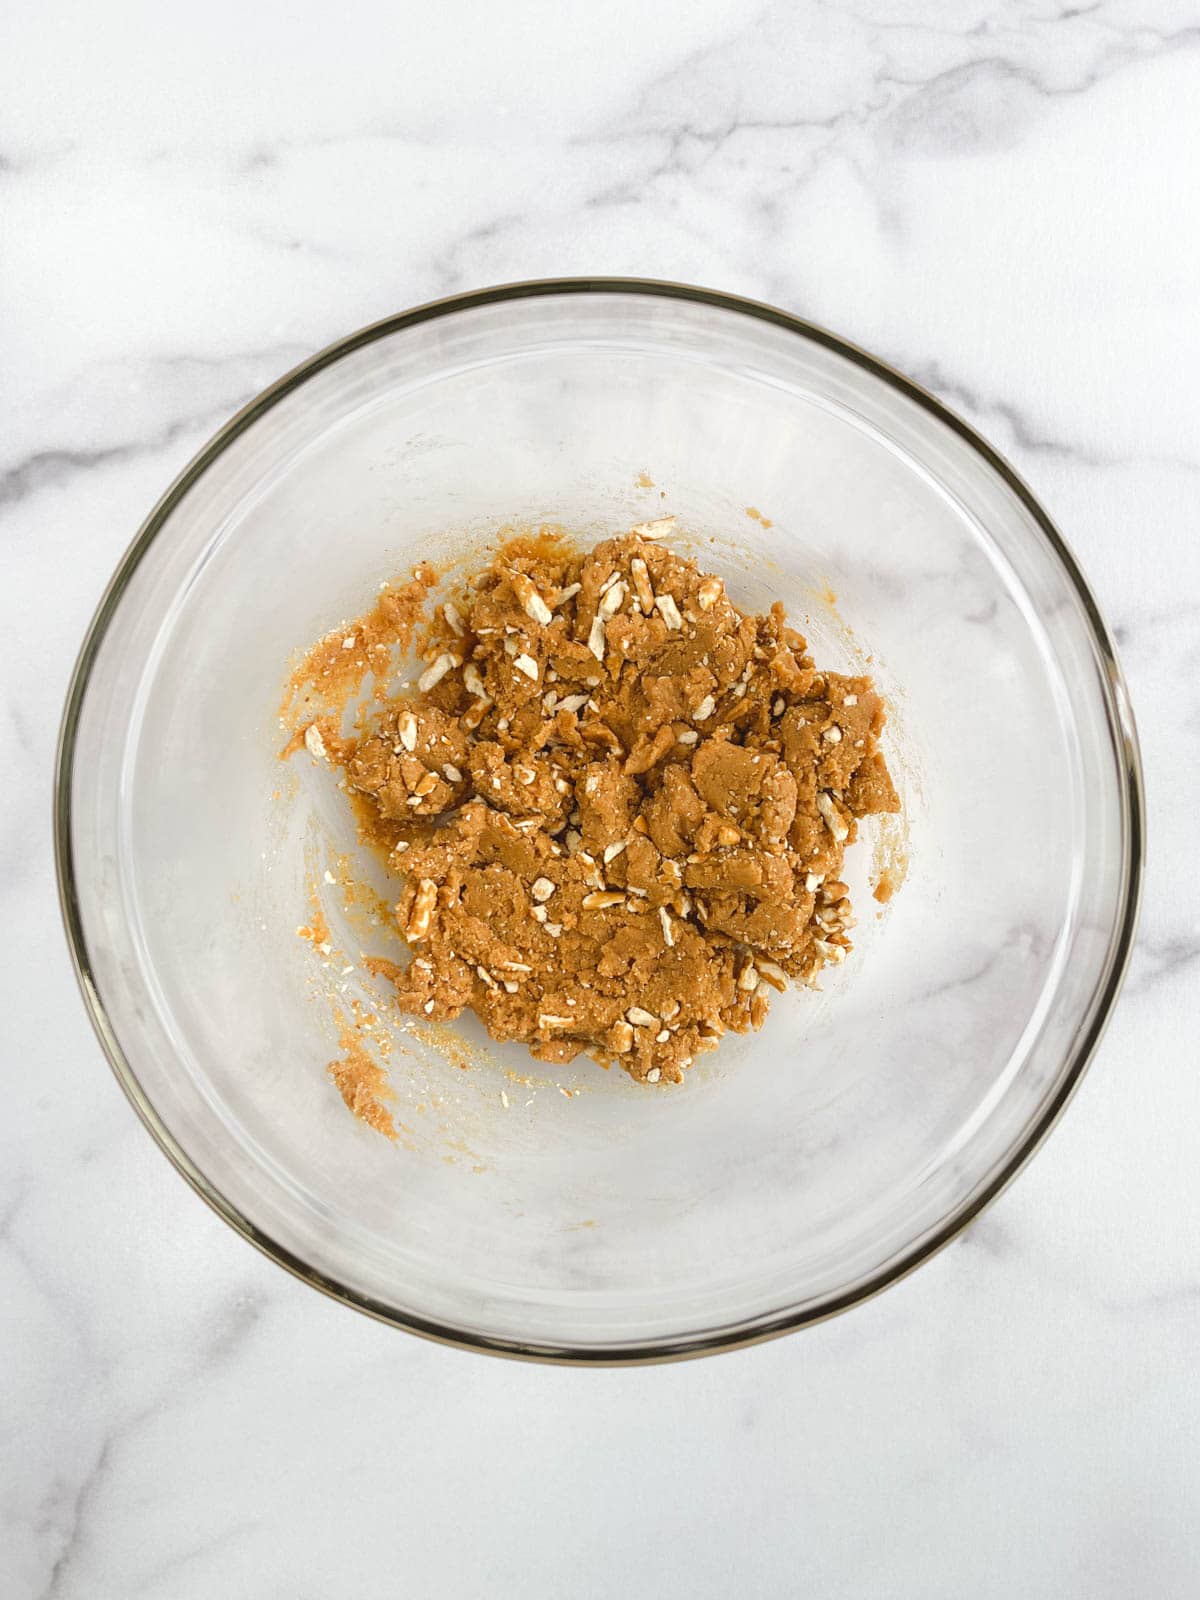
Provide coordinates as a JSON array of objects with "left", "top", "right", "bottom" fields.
[{"left": 3, "top": 1, "right": 1198, "bottom": 1594}]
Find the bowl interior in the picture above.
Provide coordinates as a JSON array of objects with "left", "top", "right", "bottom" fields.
[{"left": 63, "top": 287, "right": 1137, "bottom": 1356}]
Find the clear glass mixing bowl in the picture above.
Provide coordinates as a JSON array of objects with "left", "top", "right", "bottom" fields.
[{"left": 56, "top": 281, "right": 1143, "bottom": 1361}]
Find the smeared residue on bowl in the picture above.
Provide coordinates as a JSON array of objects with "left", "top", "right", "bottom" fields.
[{"left": 327, "top": 1017, "right": 400, "bottom": 1141}]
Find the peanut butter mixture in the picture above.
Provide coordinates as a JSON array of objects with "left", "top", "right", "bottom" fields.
[{"left": 297, "top": 520, "right": 898, "bottom": 1087}]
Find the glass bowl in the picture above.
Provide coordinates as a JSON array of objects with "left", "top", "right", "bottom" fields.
[{"left": 55, "top": 280, "right": 1143, "bottom": 1362}]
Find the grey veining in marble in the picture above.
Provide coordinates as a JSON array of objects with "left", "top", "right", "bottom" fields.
[{"left": 2, "top": 1, "right": 1197, "bottom": 1595}]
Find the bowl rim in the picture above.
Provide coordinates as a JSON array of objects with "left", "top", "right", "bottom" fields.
[{"left": 53, "top": 276, "right": 1145, "bottom": 1364}]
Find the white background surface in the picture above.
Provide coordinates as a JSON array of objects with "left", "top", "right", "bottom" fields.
[{"left": 3, "top": 2, "right": 1198, "bottom": 1595}]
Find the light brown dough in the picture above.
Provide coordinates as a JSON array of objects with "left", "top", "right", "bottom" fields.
[{"left": 303, "top": 529, "right": 899, "bottom": 1087}]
